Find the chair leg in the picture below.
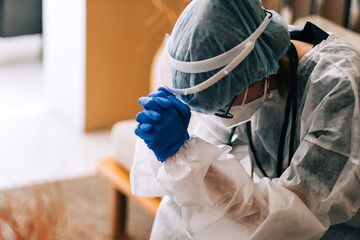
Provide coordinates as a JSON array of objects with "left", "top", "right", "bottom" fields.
[{"left": 111, "top": 188, "right": 127, "bottom": 239}]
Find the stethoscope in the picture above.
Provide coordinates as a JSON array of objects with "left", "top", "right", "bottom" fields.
[{"left": 227, "top": 43, "right": 299, "bottom": 179}]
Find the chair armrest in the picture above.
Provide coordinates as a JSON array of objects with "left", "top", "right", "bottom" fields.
[{"left": 98, "top": 158, "right": 161, "bottom": 217}]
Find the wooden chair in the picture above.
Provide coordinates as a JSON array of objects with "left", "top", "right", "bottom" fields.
[
  {"left": 98, "top": 158, "right": 161, "bottom": 238},
  {"left": 98, "top": 43, "right": 166, "bottom": 239}
]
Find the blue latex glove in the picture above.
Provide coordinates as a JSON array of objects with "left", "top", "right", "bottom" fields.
[
  {"left": 135, "top": 88, "right": 191, "bottom": 162},
  {"left": 137, "top": 87, "right": 174, "bottom": 132}
]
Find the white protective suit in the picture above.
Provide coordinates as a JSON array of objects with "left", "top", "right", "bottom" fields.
[{"left": 131, "top": 34, "right": 360, "bottom": 239}]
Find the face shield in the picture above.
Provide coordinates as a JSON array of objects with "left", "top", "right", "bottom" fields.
[{"left": 158, "top": 11, "right": 273, "bottom": 96}]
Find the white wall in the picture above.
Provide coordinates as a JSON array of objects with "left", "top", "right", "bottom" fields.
[{"left": 43, "top": 0, "right": 86, "bottom": 130}]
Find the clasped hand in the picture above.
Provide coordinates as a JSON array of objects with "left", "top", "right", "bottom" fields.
[{"left": 135, "top": 87, "right": 191, "bottom": 162}]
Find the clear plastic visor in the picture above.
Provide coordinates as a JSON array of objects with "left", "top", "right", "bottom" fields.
[{"left": 157, "top": 11, "right": 273, "bottom": 95}]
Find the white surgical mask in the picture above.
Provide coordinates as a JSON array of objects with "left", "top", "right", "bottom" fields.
[{"left": 216, "top": 79, "right": 268, "bottom": 129}]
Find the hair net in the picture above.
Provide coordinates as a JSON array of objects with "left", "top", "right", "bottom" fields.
[{"left": 168, "top": 0, "right": 290, "bottom": 114}]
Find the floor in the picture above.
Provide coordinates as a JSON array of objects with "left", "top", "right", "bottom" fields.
[
  {"left": 0, "top": 35, "right": 111, "bottom": 190},
  {"left": 0, "top": 175, "right": 154, "bottom": 240}
]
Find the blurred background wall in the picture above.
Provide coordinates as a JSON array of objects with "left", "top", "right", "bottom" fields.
[
  {"left": 20, "top": 0, "right": 359, "bottom": 131},
  {"left": 0, "top": 0, "right": 359, "bottom": 192},
  {"left": 263, "top": 0, "right": 360, "bottom": 30},
  {"left": 43, "top": 0, "right": 190, "bottom": 131}
]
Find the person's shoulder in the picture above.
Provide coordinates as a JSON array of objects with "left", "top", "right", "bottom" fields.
[
  {"left": 302, "top": 36, "right": 359, "bottom": 107},
  {"left": 316, "top": 34, "right": 360, "bottom": 61},
  {"left": 310, "top": 35, "right": 360, "bottom": 82}
]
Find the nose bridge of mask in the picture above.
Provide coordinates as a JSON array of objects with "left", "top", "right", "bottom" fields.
[
  {"left": 241, "top": 87, "right": 249, "bottom": 106},
  {"left": 221, "top": 78, "right": 268, "bottom": 129},
  {"left": 232, "top": 78, "right": 268, "bottom": 111},
  {"left": 196, "top": 79, "right": 268, "bottom": 131}
]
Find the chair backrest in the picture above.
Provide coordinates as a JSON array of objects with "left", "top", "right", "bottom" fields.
[{"left": 294, "top": 15, "right": 360, "bottom": 49}]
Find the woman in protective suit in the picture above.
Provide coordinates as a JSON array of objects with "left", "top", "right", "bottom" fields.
[{"left": 132, "top": 0, "right": 360, "bottom": 239}]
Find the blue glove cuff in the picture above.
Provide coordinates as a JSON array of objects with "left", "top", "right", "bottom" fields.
[{"left": 156, "top": 131, "right": 190, "bottom": 162}]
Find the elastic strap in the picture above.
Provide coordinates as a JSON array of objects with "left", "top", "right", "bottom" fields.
[
  {"left": 246, "top": 122, "right": 268, "bottom": 178},
  {"left": 276, "top": 43, "right": 298, "bottom": 177},
  {"left": 276, "top": 94, "right": 292, "bottom": 177},
  {"left": 288, "top": 43, "right": 299, "bottom": 164},
  {"left": 227, "top": 127, "right": 237, "bottom": 147}
]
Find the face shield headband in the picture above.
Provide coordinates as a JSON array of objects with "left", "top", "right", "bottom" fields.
[{"left": 158, "top": 11, "right": 273, "bottom": 95}]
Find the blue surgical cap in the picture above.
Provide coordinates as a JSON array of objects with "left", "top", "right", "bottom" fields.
[{"left": 169, "top": 0, "right": 290, "bottom": 114}]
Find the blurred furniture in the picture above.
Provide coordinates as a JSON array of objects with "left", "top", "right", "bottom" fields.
[
  {"left": 43, "top": 0, "right": 187, "bottom": 131},
  {"left": 98, "top": 45, "right": 166, "bottom": 238},
  {"left": 349, "top": 0, "right": 360, "bottom": 32},
  {"left": 94, "top": 2, "right": 189, "bottom": 238},
  {"left": 0, "top": 0, "right": 42, "bottom": 37},
  {"left": 98, "top": 3, "right": 360, "bottom": 240},
  {"left": 294, "top": 15, "right": 360, "bottom": 49},
  {"left": 283, "top": 0, "right": 360, "bottom": 33},
  {"left": 98, "top": 157, "right": 161, "bottom": 238}
]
